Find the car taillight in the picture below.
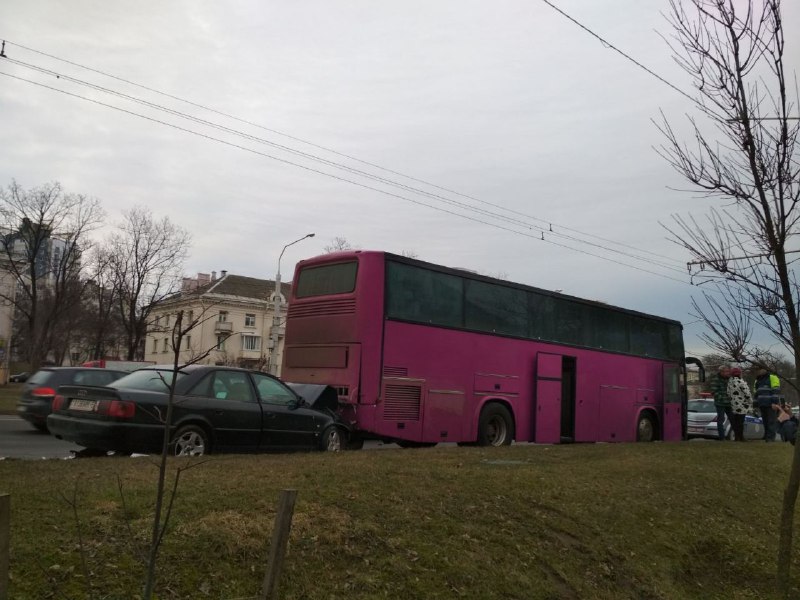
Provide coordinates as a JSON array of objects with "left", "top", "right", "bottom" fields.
[
  {"left": 710, "top": 416, "right": 718, "bottom": 423},
  {"left": 52, "top": 394, "right": 65, "bottom": 411},
  {"left": 106, "top": 400, "right": 135, "bottom": 419},
  {"left": 32, "top": 387, "right": 57, "bottom": 398}
]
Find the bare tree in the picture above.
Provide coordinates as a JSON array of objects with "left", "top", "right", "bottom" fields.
[
  {"left": 79, "top": 245, "right": 124, "bottom": 361},
  {"left": 657, "top": 1, "right": 799, "bottom": 594},
  {"left": 0, "top": 180, "right": 102, "bottom": 369},
  {"left": 110, "top": 207, "right": 190, "bottom": 360},
  {"left": 323, "top": 236, "right": 354, "bottom": 253}
]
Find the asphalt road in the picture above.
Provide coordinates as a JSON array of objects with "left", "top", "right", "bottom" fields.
[
  {"left": 0, "top": 415, "right": 82, "bottom": 459},
  {"left": 0, "top": 416, "right": 404, "bottom": 459}
]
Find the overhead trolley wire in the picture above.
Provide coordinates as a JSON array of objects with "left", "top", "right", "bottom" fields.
[
  {"left": 3, "top": 54, "right": 688, "bottom": 276},
  {"left": 1, "top": 38, "right": 686, "bottom": 270},
  {"left": 0, "top": 68, "right": 692, "bottom": 285}
]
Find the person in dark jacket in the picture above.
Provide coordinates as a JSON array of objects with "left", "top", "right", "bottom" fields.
[
  {"left": 711, "top": 365, "right": 732, "bottom": 440},
  {"left": 754, "top": 368, "right": 781, "bottom": 442}
]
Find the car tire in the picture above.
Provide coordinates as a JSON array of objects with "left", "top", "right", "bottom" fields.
[
  {"left": 477, "top": 404, "right": 514, "bottom": 446},
  {"left": 320, "top": 425, "right": 344, "bottom": 452},
  {"left": 170, "top": 424, "right": 209, "bottom": 457},
  {"left": 636, "top": 413, "right": 656, "bottom": 442},
  {"left": 32, "top": 422, "right": 49, "bottom": 433}
]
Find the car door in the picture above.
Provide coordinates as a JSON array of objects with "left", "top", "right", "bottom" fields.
[
  {"left": 183, "top": 370, "right": 262, "bottom": 452},
  {"left": 252, "top": 373, "right": 318, "bottom": 450}
]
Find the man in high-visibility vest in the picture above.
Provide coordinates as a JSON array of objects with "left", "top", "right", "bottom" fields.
[{"left": 754, "top": 368, "right": 781, "bottom": 442}]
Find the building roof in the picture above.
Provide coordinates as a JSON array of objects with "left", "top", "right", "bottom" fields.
[{"left": 159, "top": 273, "right": 292, "bottom": 306}]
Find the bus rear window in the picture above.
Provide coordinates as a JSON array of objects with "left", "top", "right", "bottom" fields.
[{"left": 296, "top": 261, "right": 358, "bottom": 298}]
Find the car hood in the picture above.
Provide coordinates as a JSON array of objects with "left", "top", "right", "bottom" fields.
[{"left": 286, "top": 383, "right": 339, "bottom": 412}]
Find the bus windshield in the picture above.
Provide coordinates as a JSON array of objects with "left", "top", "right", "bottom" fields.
[{"left": 295, "top": 261, "right": 358, "bottom": 298}]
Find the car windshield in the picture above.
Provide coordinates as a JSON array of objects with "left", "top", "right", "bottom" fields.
[
  {"left": 111, "top": 369, "right": 187, "bottom": 392},
  {"left": 688, "top": 400, "right": 715, "bottom": 413}
]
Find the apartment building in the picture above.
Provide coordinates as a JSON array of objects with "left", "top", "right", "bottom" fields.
[{"left": 144, "top": 271, "right": 290, "bottom": 374}]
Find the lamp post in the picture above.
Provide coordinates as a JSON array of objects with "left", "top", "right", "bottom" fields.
[{"left": 270, "top": 233, "right": 315, "bottom": 374}]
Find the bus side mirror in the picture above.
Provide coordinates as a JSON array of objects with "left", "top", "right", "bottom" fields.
[{"left": 685, "top": 357, "right": 705, "bottom": 383}]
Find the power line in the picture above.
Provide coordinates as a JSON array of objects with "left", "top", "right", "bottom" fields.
[
  {"left": 0, "top": 68, "right": 693, "bottom": 286},
  {"left": 1, "top": 38, "right": 687, "bottom": 269},
  {"left": 538, "top": 0, "right": 705, "bottom": 110},
  {"left": 3, "top": 54, "right": 688, "bottom": 275}
]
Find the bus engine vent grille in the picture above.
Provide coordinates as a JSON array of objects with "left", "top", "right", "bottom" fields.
[
  {"left": 383, "top": 366, "right": 408, "bottom": 377},
  {"left": 288, "top": 299, "right": 356, "bottom": 318},
  {"left": 383, "top": 385, "right": 421, "bottom": 421}
]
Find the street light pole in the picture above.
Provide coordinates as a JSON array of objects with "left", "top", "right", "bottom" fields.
[{"left": 270, "top": 233, "right": 315, "bottom": 375}]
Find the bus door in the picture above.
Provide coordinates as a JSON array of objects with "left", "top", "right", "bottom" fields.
[
  {"left": 535, "top": 353, "right": 566, "bottom": 444},
  {"left": 663, "top": 363, "right": 682, "bottom": 440}
]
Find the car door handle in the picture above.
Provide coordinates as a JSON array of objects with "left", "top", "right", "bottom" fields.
[{"left": 214, "top": 410, "right": 224, "bottom": 416}]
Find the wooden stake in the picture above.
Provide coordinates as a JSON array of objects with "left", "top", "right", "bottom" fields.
[{"left": 260, "top": 489, "right": 297, "bottom": 600}]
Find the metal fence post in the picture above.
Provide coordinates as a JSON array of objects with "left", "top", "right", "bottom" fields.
[{"left": 260, "top": 489, "right": 298, "bottom": 600}]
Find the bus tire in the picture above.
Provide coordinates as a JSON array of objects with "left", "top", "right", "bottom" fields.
[
  {"left": 477, "top": 404, "right": 514, "bottom": 446},
  {"left": 636, "top": 413, "right": 657, "bottom": 442}
]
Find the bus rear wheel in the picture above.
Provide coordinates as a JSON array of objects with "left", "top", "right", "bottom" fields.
[
  {"left": 636, "top": 414, "right": 657, "bottom": 442},
  {"left": 478, "top": 404, "right": 514, "bottom": 446}
]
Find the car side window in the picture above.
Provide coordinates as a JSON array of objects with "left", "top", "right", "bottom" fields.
[
  {"left": 252, "top": 374, "right": 297, "bottom": 406},
  {"left": 187, "top": 371, "right": 255, "bottom": 402},
  {"left": 73, "top": 371, "right": 104, "bottom": 386},
  {"left": 215, "top": 371, "right": 256, "bottom": 402},
  {"left": 187, "top": 373, "right": 216, "bottom": 398}
]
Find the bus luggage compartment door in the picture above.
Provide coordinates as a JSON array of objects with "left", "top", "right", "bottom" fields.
[{"left": 535, "top": 353, "right": 563, "bottom": 444}]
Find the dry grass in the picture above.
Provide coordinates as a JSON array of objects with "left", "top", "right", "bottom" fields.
[
  {"left": 1, "top": 442, "right": 798, "bottom": 599},
  {"left": 0, "top": 383, "right": 22, "bottom": 414}
]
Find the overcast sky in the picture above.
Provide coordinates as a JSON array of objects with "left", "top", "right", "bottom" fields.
[{"left": 1, "top": 0, "right": 798, "bottom": 356}]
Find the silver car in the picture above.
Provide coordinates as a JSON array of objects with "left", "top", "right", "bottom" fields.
[{"left": 686, "top": 399, "right": 766, "bottom": 440}]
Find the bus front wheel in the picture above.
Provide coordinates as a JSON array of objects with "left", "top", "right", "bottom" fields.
[
  {"left": 478, "top": 404, "right": 514, "bottom": 446},
  {"left": 636, "top": 413, "right": 657, "bottom": 442}
]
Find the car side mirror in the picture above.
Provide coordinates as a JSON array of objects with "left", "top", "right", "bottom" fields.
[{"left": 295, "top": 396, "right": 307, "bottom": 408}]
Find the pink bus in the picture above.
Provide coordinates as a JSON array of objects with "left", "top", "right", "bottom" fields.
[{"left": 281, "top": 251, "right": 701, "bottom": 447}]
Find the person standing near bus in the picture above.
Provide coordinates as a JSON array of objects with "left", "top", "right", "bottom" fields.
[
  {"left": 754, "top": 367, "right": 781, "bottom": 442},
  {"left": 711, "top": 365, "right": 733, "bottom": 441},
  {"left": 727, "top": 367, "right": 751, "bottom": 442}
]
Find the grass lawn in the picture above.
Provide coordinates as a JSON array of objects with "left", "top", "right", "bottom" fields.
[
  {"left": 0, "top": 383, "right": 21, "bottom": 414},
  {"left": 1, "top": 442, "right": 798, "bottom": 599}
]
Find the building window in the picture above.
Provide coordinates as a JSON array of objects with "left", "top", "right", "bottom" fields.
[
  {"left": 165, "top": 314, "right": 170, "bottom": 327},
  {"left": 152, "top": 338, "right": 158, "bottom": 353},
  {"left": 155, "top": 315, "right": 161, "bottom": 327},
  {"left": 188, "top": 310, "right": 194, "bottom": 324},
  {"left": 186, "top": 335, "right": 192, "bottom": 350},
  {"left": 218, "top": 311, "right": 228, "bottom": 323},
  {"left": 162, "top": 338, "right": 168, "bottom": 353},
  {"left": 216, "top": 335, "right": 226, "bottom": 351},
  {"left": 245, "top": 313, "right": 256, "bottom": 327},
  {"left": 242, "top": 335, "right": 261, "bottom": 351}
]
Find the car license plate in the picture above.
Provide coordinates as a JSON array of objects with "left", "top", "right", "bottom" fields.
[
  {"left": 688, "top": 427, "right": 703, "bottom": 433},
  {"left": 69, "top": 399, "right": 98, "bottom": 412}
]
